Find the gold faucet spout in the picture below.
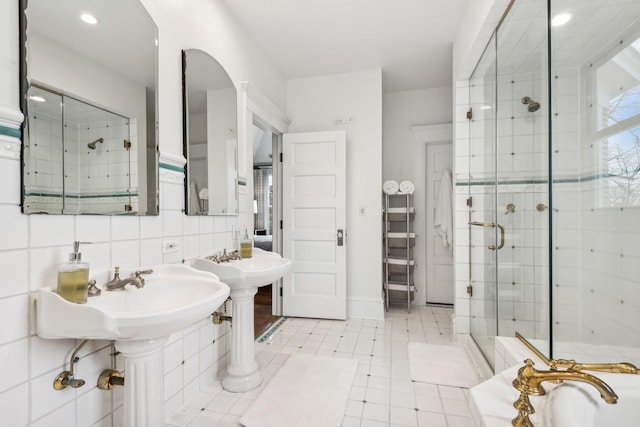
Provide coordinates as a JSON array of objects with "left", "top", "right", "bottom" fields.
[
  {"left": 513, "top": 359, "right": 618, "bottom": 403},
  {"left": 551, "top": 358, "right": 639, "bottom": 375}
]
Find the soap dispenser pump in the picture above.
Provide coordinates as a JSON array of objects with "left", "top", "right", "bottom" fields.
[{"left": 57, "top": 241, "right": 90, "bottom": 304}]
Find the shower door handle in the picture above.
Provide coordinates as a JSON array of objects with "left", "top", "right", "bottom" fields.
[{"left": 468, "top": 221, "right": 505, "bottom": 250}]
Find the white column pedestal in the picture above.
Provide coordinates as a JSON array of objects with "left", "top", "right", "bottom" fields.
[
  {"left": 115, "top": 337, "right": 168, "bottom": 427},
  {"left": 222, "top": 287, "right": 263, "bottom": 392}
]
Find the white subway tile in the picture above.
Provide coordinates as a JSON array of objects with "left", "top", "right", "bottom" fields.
[
  {"left": 165, "top": 366, "right": 184, "bottom": 401},
  {"left": 76, "top": 215, "right": 111, "bottom": 242},
  {"left": 0, "top": 294, "right": 29, "bottom": 344},
  {"left": 1, "top": 383, "right": 29, "bottom": 426},
  {"left": 165, "top": 339, "right": 184, "bottom": 374},
  {"left": 0, "top": 338, "right": 28, "bottom": 393},
  {"left": 111, "top": 216, "right": 140, "bottom": 241},
  {"left": 140, "top": 238, "right": 163, "bottom": 266},
  {"left": 140, "top": 214, "right": 163, "bottom": 239},
  {"left": 78, "top": 387, "right": 112, "bottom": 426},
  {"left": 110, "top": 240, "right": 140, "bottom": 267},
  {"left": 0, "top": 205, "right": 28, "bottom": 250},
  {"left": 31, "top": 369, "right": 77, "bottom": 420},
  {"left": 30, "top": 336, "right": 76, "bottom": 378}
]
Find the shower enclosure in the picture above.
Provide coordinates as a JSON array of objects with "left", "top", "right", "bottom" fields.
[
  {"left": 23, "top": 85, "right": 135, "bottom": 214},
  {"left": 465, "top": 0, "right": 640, "bottom": 367}
]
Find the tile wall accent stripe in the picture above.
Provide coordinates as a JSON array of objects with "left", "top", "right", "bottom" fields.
[
  {"left": 159, "top": 162, "right": 185, "bottom": 172},
  {"left": 455, "top": 173, "right": 614, "bottom": 187},
  {"left": 25, "top": 192, "right": 137, "bottom": 198},
  {"left": 0, "top": 125, "right": 20, "bottom": 139}
]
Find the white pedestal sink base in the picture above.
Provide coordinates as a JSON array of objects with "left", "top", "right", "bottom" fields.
[
  {"left": 223, "top": 288, "right": 263, "bottom": 393},
  {"left": 115, "top": 337, "right": 168, "bottom": 427}
]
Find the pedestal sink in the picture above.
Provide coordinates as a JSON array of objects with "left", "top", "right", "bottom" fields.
[
  {"left": 36, "top": 264, "right": 230, "bottom": 427},
  {"left": 188, "top": 248, "right": 291, "bottom": 392}
]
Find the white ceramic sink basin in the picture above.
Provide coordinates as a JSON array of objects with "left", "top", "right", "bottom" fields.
[
  {"left": 543, "top": 372, "right": 640, "bottom": 427},
  {"left": 187, "top": 248, "right": 291, "bottom": 392},
  {"left": 188, "top": 248, "right": 291, "bottom": 290},
  {"left": 36, "top": 264, "right": 230, "bottom": 340}
]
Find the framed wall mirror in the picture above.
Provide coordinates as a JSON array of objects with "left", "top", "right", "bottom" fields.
[
  {"left": 19, "top": 0, "right": 159, "bottom": 215},
  {"left": 182, "top": 49, "right": 238, "bottom": 216}
]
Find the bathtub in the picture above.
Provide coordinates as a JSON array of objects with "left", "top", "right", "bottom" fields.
[
  {"left": 470, "top": 365, "right": 640, "bottom": 426},
  {"left": 543, "top": 372, "right": 640, "bottom": 427}
]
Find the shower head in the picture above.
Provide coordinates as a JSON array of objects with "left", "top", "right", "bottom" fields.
[
  {"left": 521, "top": 96, "right": 540, "bottom": 113},
  {"left": 87, "top": 138, "right": 104, "bottom": 150}
]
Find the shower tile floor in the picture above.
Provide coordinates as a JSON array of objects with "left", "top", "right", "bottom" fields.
[{"left": 167, "top": 305, "right": 472, "bottom": 427}]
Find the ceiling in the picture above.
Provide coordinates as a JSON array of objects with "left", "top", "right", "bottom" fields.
[{"left": 220, "top": 0, "right": 468, "bottom": 92}]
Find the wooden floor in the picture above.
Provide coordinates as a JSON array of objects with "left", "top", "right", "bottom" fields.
[{"left": 254, "top": 284, "right": 279, "bottom": 338}]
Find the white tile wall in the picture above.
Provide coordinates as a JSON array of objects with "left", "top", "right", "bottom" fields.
[{"left": 0, "top": 151, "right": 239, "bottom": 425}]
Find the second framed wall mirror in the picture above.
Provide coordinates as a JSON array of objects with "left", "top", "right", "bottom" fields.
[{"left": 182, "top": 49, "right": 239, "bottom": 216}]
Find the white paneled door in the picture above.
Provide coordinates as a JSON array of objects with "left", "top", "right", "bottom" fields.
[
  {"left": 282, "top": 131, "right": 346, "bottom": 320},
  {"left": 425, "top": 142, "right": 454, "bottom": 304}
]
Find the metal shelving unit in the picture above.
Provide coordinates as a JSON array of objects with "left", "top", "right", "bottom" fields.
[{"left": 383, "top": 193, "right": 415, "bottom": 313}]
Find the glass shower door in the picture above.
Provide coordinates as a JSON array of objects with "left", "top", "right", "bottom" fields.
[
  {"left": 468, "top": 0, "right": 551, "bottom": 368},
  {"left": 495, "top": 0, "right": 550, "bottom": 351}
]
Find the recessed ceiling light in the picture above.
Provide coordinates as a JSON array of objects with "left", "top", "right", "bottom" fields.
[
  {"left": 29, "top": 95, "right": 46, "bottom": 103},
  {"left": 551, "top": 13, "right": 571, "bottom": 27},
  {"left": 81, "top": 13, "right": 98, "bottom": 25}
]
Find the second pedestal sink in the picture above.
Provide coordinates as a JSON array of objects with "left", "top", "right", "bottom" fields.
[
  {"left": 36, "top": 264, "right": 230, "bottom": 427},
  {"left": 188, "top": 248, "right": 291, "bottom": 392}
]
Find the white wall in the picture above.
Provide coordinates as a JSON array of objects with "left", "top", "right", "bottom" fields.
[
  {"left": 286, "top": 69, "right": 384, "bottom": 319},
  {"left": 0, "top": 0, "right": 286, "bottom": 425},
  {"left": 382, "top": 88, "right": 453, "bottom": 304},
  {"left": 382, "top": 87, "right": 452, "bottom": 182}
]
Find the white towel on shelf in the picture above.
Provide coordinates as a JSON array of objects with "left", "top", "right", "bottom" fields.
[
  {"left": 399, "top": 180, "right": 415, "bottom": 194},
  {"left": 198, "top": 187, "right": 209, "bottom": 200},
  {"left": 383, "top": 180, "right": 399, "bottom": 195},
  {"left": 434, "top": 170, "right": 453, "bottom": 250}
]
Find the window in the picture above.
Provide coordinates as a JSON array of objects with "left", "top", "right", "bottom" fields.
[{"left": 594, "top": 36, "right": 640, "bottom": 206}]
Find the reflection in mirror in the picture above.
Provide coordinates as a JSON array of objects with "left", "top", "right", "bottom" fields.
[
  {"left": 20, "top": 0, "right": 158, "bottom": 215},
  {"left": 182, "top": 49, "right": 238, "bottom": 216}
]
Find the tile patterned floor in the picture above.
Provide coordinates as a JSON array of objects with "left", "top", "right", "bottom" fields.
[{"left": 168, "top": 305, "right": 472, "bottom": 427}]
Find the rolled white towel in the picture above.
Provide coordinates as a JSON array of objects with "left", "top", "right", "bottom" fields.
[
  {"left": 199, "top": 187, "right": 209, "bottom": 200},
  {"left": 399, "top": 180, "right": 415, "bottom": 194},
  {"left": 383, "top": 180, "right": 399, "bottom": 195}
]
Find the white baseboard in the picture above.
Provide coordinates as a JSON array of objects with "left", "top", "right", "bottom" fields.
[{"left": 347, "top": 296, "right": 385, "bottom": 320}]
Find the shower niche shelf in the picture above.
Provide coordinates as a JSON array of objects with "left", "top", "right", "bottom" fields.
[{"left": 383, "top": 193, "right": 415, "bottom": 313}]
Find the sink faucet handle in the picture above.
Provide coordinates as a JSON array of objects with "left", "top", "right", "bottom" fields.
[{"left": 134, "top": 269, "right": 153, "bottom": 288}]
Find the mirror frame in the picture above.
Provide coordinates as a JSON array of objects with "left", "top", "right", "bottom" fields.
[
  {"left": 181, "top": 48, "right": 239, "bottom": 216},
  {"left": 18, "top": 0, "right": 159, "bottom": 216}
]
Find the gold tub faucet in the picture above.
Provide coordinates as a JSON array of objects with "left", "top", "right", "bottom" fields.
[
  {"left": 550, "top": 358, "right": 639, "bottom": 374},
  {"left": 511, "top": 359, "right": 618, "bottom": 427}
]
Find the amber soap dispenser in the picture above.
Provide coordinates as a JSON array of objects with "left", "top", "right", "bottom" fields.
[
  {"left": 240, "top": 227, "right": 253, "bottom": 258},
  {"left": 57, "top": 241, "right": 90, "bottom": 304}
]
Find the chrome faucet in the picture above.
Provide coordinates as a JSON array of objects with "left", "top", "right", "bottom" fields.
[
  {"left": 105, "top": 266, "right": 154, "bottom": 290},
  {"left": 511, "top": 359, "right": 617, "bottom": 427}
]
